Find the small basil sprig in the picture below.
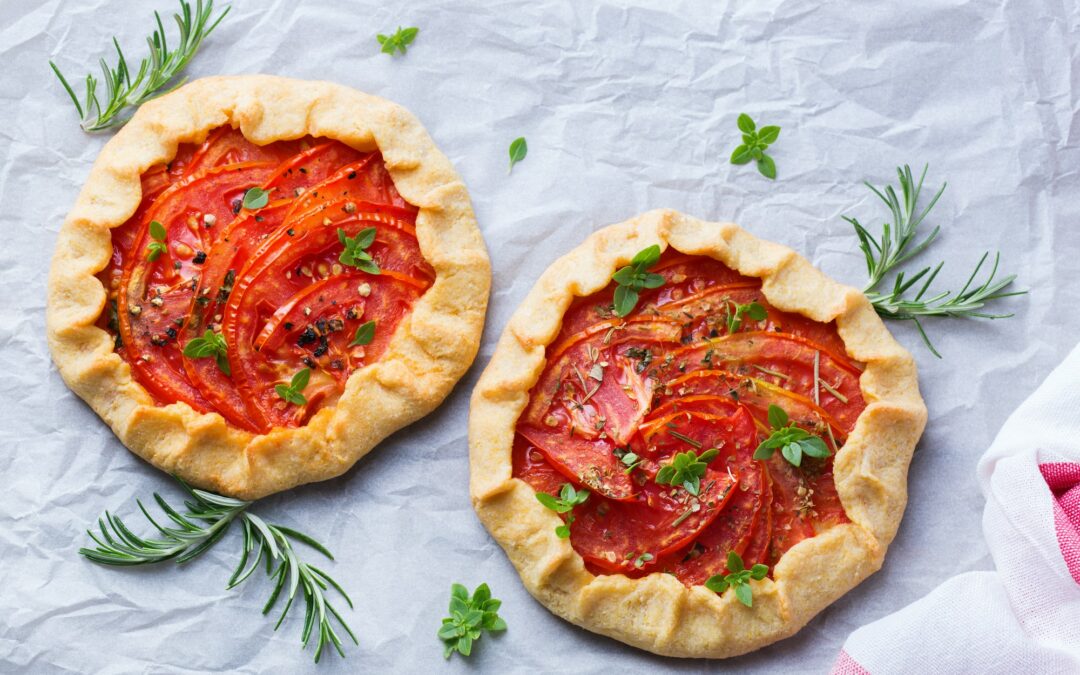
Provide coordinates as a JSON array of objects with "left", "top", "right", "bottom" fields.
[
  {"left": 438, "top": 583, "right": 506, "bottom": 659},
  {"left": 730, "top": 114, "right": 780, "bottom": 180},
  {"left": 753, "top": 405, "right": 830, "bottom": 467},
  {"left": 704, "top": 551, "right": 769, "bottom": 607},
  {"left": 535, "top": 483, "right": 589, "bottom": 538},
  {"left": 338, "top": 227, "right": 380, "bottom": 274},
  {"left": 145, "top": 220, "right": 167, "bottom": 261},
  {"left": 242, "top": 187, "right": 270, "bottom": 210},
  {"left": 349, "top": 320, "right": 376, "bottom": 347},
  {"left": 508, "top": 137, "right": 527, "bottom": 173},
  {"left": 612, "top": 244, "right": 665, "bottom": 317},
  {"left": 377, "top": 26, "right": 419, "bottom": 56},
  {"left": 655, "top": 448, "right": 718, "bottom": 496},
  {"left": 182, "top": 329, "right": 230, "bottom": 375},
  {"left": 275, "top": 368, "right": 310, "bottom": 406},
  {"left": 727, "top": 300, "right": 767, "bottom": 333}
]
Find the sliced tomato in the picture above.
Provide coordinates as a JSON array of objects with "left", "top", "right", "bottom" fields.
[
  {"left": 671, "top": 461, "right": 765, "bottom": 585},
  {"left": 742, "top": 469, "right": 773, "bottom": 567},
  {"left": 572, "top": 467, "right": 737, "bottom": 576},
  {"left": 513, "top": 433, "right": 572, "bottom": 496},
  {"left": 183, "top": 127, "right": 307, "bottom": 177},
  {"left": 658, "top": 369, "right": 846, "bottom": 442},
  {"left": 764, "top": 456, "right": 817, "bottom": 565},
  {"left": 517, "top": 426, "right": 636, "bottom": 501},
  {"left": 118, "top": 162, "right": 277, "bottom": 414},
  {"left": 667, "top": 332, "right": 865, "bottom": 433},
  {"left": 261, "top": 141, "right": 369, "bottom": 197},
  {"left": 223, "top": 216, "right": 428, "bottom": 431}
]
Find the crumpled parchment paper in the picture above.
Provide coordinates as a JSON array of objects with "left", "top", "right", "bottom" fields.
[{"left": 2, "top": 0, "right": 1078, "bottom": 672}]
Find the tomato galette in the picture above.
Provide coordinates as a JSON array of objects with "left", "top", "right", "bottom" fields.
[
  {"left": 469, "top": 210, "right": 925, "bottom": 658},
  {"left": 48, "top": 76, "right": 490, "bottom": 499}
]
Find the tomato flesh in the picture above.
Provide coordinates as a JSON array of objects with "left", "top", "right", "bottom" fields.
[
  {"left": 513, "top": 250, "right": 865, "bottom": 588},
  {"left": 99, "top": 128, "right": 432, "bottom": 433}
]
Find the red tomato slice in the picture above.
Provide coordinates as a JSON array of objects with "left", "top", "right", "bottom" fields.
[
  {"left": 658, "top": 369, "right": 846, "bottom": 442},
  {"left": 742, "top": 468, "right": 773, "bottom": 567},
  {"left": 223, "top": 216, "right": 428, "bottom": 431},
  {"left": 667, "top": 332, "right": 865, "bottom": 433},
  {"left": 513, "top": 433, "right": 572, "bottom": 496},
  {"left": 764, "top": 456, "right": 818, "bottom": 565},
  {"left": 517, "top": 426, "right": 636, "bottom": 501},
  {"left": 572, "top": 467, "right": 737, "bottom": 575},
  {"left": 118, "top": 162, "right": 277, "bottom": 413},
  {"left": 671, "top": 461, "right": 765, "bottom": 585},
  {"left": 184, "top": 127, "right": 307, "bottom": 177}
]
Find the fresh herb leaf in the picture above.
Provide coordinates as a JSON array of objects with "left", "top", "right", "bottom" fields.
[
  {"left": 349, "top": 320, "right": 376, "bottom": 347},
  {"left": 337, "top": 227, "right": 380, "bottom": 274},
  {"left": 242, "top": 186, "right": 270, "bottom": 210},
  {"left": 145, "top": 219, "right": 168, "bottom": 262},
  {"left": 275, "top": 368, "right": 310, "bottom": 406},
  {"left": 508, "top": 137, "right": 528, "bottom": 173},
  {"left": 726, "top": 300, "right": 767, "bottom": 333},
  {"left": 633, "top": 552, "right": 654, "bottom": 568},
  {"left": 439, "top": 583, "right": 506, "bottom": 659},
  {"left": 50, "top": 0, "right": 230, "bottom": 132},
  {"left": 654, "top": 448, "right": 719, "bottom": 496},
  {"left": 730, "top": 113, "right": 780, "bottom": 180},
  {"left": 611, "top": 244, "right": 665, "bottom": 317},
  {"left": 753, "top": 404, "right": 831, "bottom": 467},
  {"left": 182, "top": 328, "right": 230, "bottom": 375},
  {"left": 614, "top": 447, "right": 644, "bottom": 474},
  {"left": 377, "top": 26, "right": 419, "bottom": 56},
  {"left": 535, "top": 483, "right": 589, "bottom": 539},
  {"left": 78, "top": 476, "right": 356, "bottom": 662},
  {"left": 704, "top": 551, "right": 769, "bottom": 607},
  {"left": 846, "top": 165, "right": 1025, "bottom": 358}
]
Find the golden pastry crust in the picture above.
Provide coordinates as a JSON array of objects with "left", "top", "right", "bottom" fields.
[
  {"left": 47, "top": 75, "right": 490, "bottom": 500},
  {"left": 469, "top": 209, "right": 925, "bottom": 658}
]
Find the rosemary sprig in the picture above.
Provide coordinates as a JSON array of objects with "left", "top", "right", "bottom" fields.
[
  {"left": 845, "top": 165, "right": 1025, "bottom": 357},
  {"left": 79, "top": 477, "right": 357, "bottom": 663},
  {"left": 50, "top": 0, "right": 230, "bottom": 132}
]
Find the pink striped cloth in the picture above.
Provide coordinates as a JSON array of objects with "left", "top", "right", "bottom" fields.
[{"left": 832, "top": 345, "right": 1080, "bottom": 674}]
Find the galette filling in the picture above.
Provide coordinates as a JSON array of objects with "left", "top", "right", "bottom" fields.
[
  {"left": 96, "top": 126, "right": 433, "bottom": 433},
  {"left": 513, "top": 251, "right": 865, "bottom": 586}
]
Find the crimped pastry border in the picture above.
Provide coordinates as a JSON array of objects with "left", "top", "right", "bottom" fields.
[
  {"left": 47, "top": 75, "right": 490, "bottom": 500},
  {"left": 468, "top": 209, "right": 926, "bottom": 658}
]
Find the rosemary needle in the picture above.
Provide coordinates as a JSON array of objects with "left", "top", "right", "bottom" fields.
[
  {"left": 50, "top": 0, "right": 230, "bottom": 132},
  {"left": 80, "top": 477, "right": 357, "bottom": 663},
  {"left": 845, "top": 164, "right": 1026, "bottom": 357}
]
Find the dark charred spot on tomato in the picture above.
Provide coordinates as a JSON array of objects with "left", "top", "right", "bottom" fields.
[
  {"left": 680, "top": 334, "right": 693, "bottom": 345},
  {"left": 195, "top": 296, "right": 210, "bottom": 307},
  {"left": 345, "top": 306, "right": 361, "bottom": 320},
  {"left": 173, "top": 261, "right": 182, "bottom": 270},
  {"left": 231, "top": 198, "right": 242, "bottom": 214},
  {"left": 150, "top": 334, "right": 168, "bottom": 347},
  {"left": 284, "top": 322, "right": 293, "bottom": 330},
  {"left": 313, "top": 336, "right": 329, "bottom": 358},
  {"left": 299, "top": 167, "right": 307, "bottom": 174},
  {"left": 173, "top": 317, "right": 184, "bottom": 327},
  {"left": 296, "top": 326, "right": 318, "bottom": 347},
  {"left": 330, "top": 359, "right": 344, "bottom": 370},
  {"left": 287, "top": 228, "right": 295, "bottom": 236},
  {"left": 347, "top": 171, "right": 357, "bottom": 179},
  {"left": 709, "top": 328, "right": 719, "bottom": 338},
  {"left": 327, "top": 318, "right": 345, "bottom": 333},
  {"left": 193, "top": 251, "right": 207, "bottom": 265},
  {"left": 302, "top": 356, "right": 315, "bottom": 368},
  {"left": 255, "top": 215, "right": 264, "bottom": 223},
  {"left": 165, "top": 327, "right": 177, "bottom": 340}
]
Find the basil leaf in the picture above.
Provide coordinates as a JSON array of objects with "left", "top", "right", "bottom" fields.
[
  {"left": 737, "top": 113, "right": 756, "bottom": 133},
  {"left": 149, "top": 220, "right": 166, "bottom": 240},
  {"left": 613, "top": 284, "right": 638, "bottom": 317},
  {"left": 757, "top": 125, "right": 780, "bottom": 145},
  {"left": 767, "top": 404, "right": 788, "bottom": 429},
  {"left": 735, "top": 582, "right": 753, "bottom": 607},
  {"left": 242, "top": 187, "right": 269, "bottom": 210},
  {"left": 631, "top": 244, "right": 661, "bottom": 268},
  {"left": 730, "top": 144, "right": 754, "bottom": 165}
]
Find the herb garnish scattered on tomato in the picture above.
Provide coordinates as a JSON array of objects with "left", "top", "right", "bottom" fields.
[
  {"left": 513, "top": 249, "right": 863, "bottom": 586},
  {"left": 96, "top": 128, "right": 433, "bottom": 433}
]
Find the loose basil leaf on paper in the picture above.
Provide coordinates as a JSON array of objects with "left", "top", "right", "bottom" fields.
[
  {"left": 438, "top": 583, "right": 507, "bottom": 659},
  {"left": 508, "top": 137, "right": 528, "bottom": 173},
  {"left": 730, "top": 113, "right": 781, "bottom": 179}
]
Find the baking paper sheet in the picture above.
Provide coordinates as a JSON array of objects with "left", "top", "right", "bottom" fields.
[{"left": 2, "top": 0, "right": 1078, "bottom": 672}]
